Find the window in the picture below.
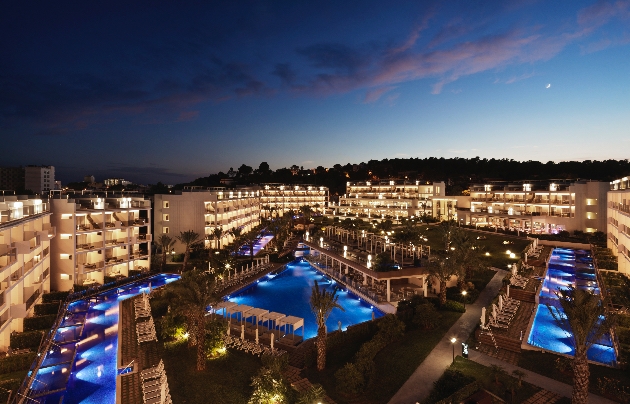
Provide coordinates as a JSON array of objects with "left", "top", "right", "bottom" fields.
[
  {"left": 163, "top": 201, "right": 170, "bottom": 208},
  {"left": 163, "top": 227, "right": 169, "bottom": 234},
  {"left": 163, "top": 214, "right": 170, "bottom": 221},
  {"left": 586, "top": 212, "right": 597, "bottom": 220},
  {"left": 60, "top": 274, "right": 71, "bottom": 280},
  {"left": 586, "top": 198, "right": 596, "bottom": 206}
]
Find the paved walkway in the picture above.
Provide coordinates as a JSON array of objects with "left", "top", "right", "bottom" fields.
[
  {"left": 388, "top": 269, "right": 508, "bottom": 404},
  {"left": 469, "top": 350, "right": 615, "bottom": 404}
]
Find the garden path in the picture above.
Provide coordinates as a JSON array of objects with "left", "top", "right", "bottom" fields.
[{"left": 388, "top": 268, "right": 508, "bottom": 404}]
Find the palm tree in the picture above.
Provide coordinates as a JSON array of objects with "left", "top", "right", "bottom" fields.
[
  {"left": 176, "top": 230, "right": 202, "bottom": 272},
  {"left": 428, "top": 257, "right": 458, "bottom": 306},
  {"left": 546, "top": 286, "right": 617, "bottom": 404},
  {"left": 155, "top": 234, "right": 176, "bottom": 269},
  {"left": 512, "top": 369, "right": 526, "bottom": 387},
  {"left": 229, "top": 227, "right": 243, "bottom": 253},
  {"left": 299, "top": 205, "right": 313, "bottom": 224},
  {"left": 212, "top": 227, "right": 224, "bottom": 250},
  {"left": 438, "top": 220, "right": 458, "bottom": 252},
  {"left": 450, "top": 230, "right": 486, "bottom": 288},
  {"left": 166, "top": 269, "right": 221, "bottom": 371},
  {"left": 310, "top": 280, "right": 344, "bottom": 371},
  {"left": 392, "top": 227, "right": 420, "bottom": 268}
]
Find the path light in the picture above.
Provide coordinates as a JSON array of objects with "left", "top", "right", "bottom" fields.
[
  {"left": 451, "top": 337, "right": 457, "bottom": 363},
  {"left": 461, "top": 290, "right": 467, "bottom": 310},
  {"left": 509, "top": 253, "right": 516, "bottom": 259}
]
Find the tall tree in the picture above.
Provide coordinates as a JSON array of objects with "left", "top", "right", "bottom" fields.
[
  {"left": 310, "top": 281, "right": 344, "bottom": 371},
  {"left": 212, "top": 227, "right": 224, "bottom": 250},
  {"left": 428, "top": 257, "right": 458, "bottom": 306},
  {"left": 155, "top": 234, "right": 176, "bottom": 269},
  {"left": 176, "top": 230, "right": 202, "bottom": 272},
  {"left": 166, "top": 270, "right": 220, "bottom": 371},
  {"left": 546, "top": 286, "right": 617, "bottom": 404},
  {"left": 450, "top": 230, "right": 486, "bottom": 288}
]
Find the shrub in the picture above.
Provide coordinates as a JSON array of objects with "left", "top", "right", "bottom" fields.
[
  {"left": 425, "top": 370, "right": 475, "bottom": 403},
  {"left": 249, "top": 367, "right": 289, "bottom": 404},
  {"left": 10, "top": 331, "right": 44, "bottom": 350},
  {"left": 297, "top": 384, "right": 326, "bottom": 404},
  {"left": 24, "top": 315, "right": 57, "bottom": 331},
  {"left": 442, "top": 300, "right": 465, "bottom": 313},
  {"left": 413, "top": 302, "right": 441, "bottom": 330},
  {"left": 335, "top": 363, "right": 364, "bottom": 395},
  {"left": 375, "top": 314, "right": 405, "bottom": 343},
  {"left": 42, "top": 291, "right": 70, "bottom": 303},
  {"left": 0, "top": 379, "right": 23, "bottom": 402},
  {"left": 616, "top": 327, "right": 630, "bottom": 344},
  {"left": 0, "top": 352, "right": 37, "bottom": 374},
  {"left": 33, "top": 302, "right": 60, "bottom": 316}
]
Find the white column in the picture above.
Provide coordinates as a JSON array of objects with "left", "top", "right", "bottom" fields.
[{"left": 386, "top": 279, "right": 391, "bottom": 302}]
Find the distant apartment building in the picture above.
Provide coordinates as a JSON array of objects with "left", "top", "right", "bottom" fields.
[
  {"left": 260, "top": 184, "right": 328, "bottom": 218},
  {"left": 50, "top": 195, "right": 152, "bottom": 291},
  {"left": 607, "top": 175, "right": 630, "bottom": 274},
  {"left": 332, "top": 180, "right": 448, "bottom": 221},
  {"left": 0, "top": 196, "right": 55, "bottom": 350},
  {"left": 25, "top": 165, "right": 55, "bottom": 194},
  {"left": 154, "top": 187, "right": 261, "bottom": 252},
  {"left": 460, "top": 180, "right": 608, "bottom": 234},
  {"left": 104, "top": 178, "right": 132, "bottom": 187}
]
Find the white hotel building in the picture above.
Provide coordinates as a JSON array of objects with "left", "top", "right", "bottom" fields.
[
  {"left": 260, "top": 184, "right": 328, "bottom": 218},
  {"left": 332, "top": 180, "right": 451, "bottom": 222},
  {"left": 0, "top": 196, "right": 55, "bottom": 350},
  {"left": 607, "top": 175, "right": 630, "bottom": 274},
  {"left": 154, "top": 187, "right": 261, "bottom": 252},
  {"left": 460, "top": 180, "right": 608, "bottom": 234},
  {"left": 50, "top": 196, "right": 152, "bottom": 291}
]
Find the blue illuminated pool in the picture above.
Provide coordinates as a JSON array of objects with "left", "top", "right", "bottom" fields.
[
  {"left": 227, "top": 259, "right": 384, "bottom": 339},
  {"left": 527, "top": 248, "right": 616, "bottom": 366},
  {"left": 29, "top": 273, "right": 180, "bottom": 403}
]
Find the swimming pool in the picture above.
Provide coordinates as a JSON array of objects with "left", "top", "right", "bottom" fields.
[
  {"left": 227, "top": 258, "right": 384, "bottom": 339},
  {"left": 527, "top": 248, "right": 616, "bottom": 366},
  {"left": 27, "top": 273, "right": 180, "bottom": 403}
]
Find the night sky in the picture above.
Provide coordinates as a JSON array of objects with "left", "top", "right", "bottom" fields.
[{"left": 2, "top": 1, "right": 629, "bottom": 184}]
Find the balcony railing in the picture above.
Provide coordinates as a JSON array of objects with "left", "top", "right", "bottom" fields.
[{"left": 25, "top": 288, "right": 41, "bottom": 311}]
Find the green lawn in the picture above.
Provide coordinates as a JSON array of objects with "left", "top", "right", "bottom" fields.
[
  {"left": 161, "top": 343, "right": 262, "bottom": 404},
  {"left": 305, "top": 311, "right": 463, "bottom": 404},
  {"left": 416, "top": 227, "right": 531, "bottom": 270},
  {"left": 423, "top": 356, "right": 541, "bottom": 404}
]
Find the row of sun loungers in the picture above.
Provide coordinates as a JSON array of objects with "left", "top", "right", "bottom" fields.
[
  {"left": 510, "top": 274, "right": 529, "bottom": 288},
  {"left": 489, "top": 295, "right": 521, "bottom": 329},
  {"left": 135, "top": 292, "right": 151, "bottom": 319},
  {"left": 140, "top": 360, "right": 172, "bottom": 404},
  {"left": 218, "top": 263, "right": 272, "bottom": 291},
  {"left": 222, "top": 334, "right": 286, "bottom": 357},
  {"left": 137, "top": 317, "right": 157, "bottom": 344}
]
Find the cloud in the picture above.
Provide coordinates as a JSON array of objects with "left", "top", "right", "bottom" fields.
[
  {"left": 363, "top": 86, "right": 397, "bottom": 103},
  {"left": 505, "top": 71, "right": 536, "bottom": 84},
  {"left": 272, "top": 63, "right": 297, "bottom": 84}
]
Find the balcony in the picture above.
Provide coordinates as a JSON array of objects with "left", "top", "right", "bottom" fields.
[
  {"left": 77, "top": 261, "right": 105, "bottom": 272},
  {"left": 137, "top": 234, "right": 152, "bottom": 242},
  {"left": 0, "top": 249, "right": 17, "bottom": 273},
  {"left": 76, "top": 241, "right": 104, "bottom": 251}
]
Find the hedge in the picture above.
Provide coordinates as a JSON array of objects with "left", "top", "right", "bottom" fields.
[
  {"left": 24, "top": 315, "right": 57, "bottom": 331},
  {"left": 442, "top": 300, "right": 466, "bottom": 313},
  {"left": 33, "top": 302, "right": 60, "bottom": 316},
  {"left": 10, "top": 331, "right": 44, "bottom": 350},
  {"left": 0, "top": 379, "right": 23, "bottom": 402},
  {"left": 0, "top": 352, "right": 37, "bottom": 374},
  {"left": 42, "top": 291, "right": 70, "bottom": 303}
]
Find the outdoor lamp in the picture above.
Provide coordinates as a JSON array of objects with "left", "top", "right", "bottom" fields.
[
  {"left": 450, "top": 337, "right": 457, "bottom": 363},
  {"left": 462, "top": 291, "right": 467, "bottom": 309}
]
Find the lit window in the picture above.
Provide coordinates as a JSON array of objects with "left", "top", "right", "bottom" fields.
[
  {"left": 163, "top": 201, "right": 170, "bottom": 208},
  {"left": 60, "top": 274, "right": 70, "bottom": 280},
  {"left": 163, "top": 227, "right": 169, "bottom": 234},
  {"left": 163, "top": 214, "right": 169, "bottom": 221}
]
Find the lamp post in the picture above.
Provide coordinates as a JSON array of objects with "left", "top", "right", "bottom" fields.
[
  {"left": 462, "top": 290, "right": 467, "bottom": 310},
  {"left": 450, "top": 337, "right": 457, "bottom": 363}
]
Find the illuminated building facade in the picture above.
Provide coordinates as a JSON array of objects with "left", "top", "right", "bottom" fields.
[{"left": 608, "top": 176, "right": 630, "bottom": 274}]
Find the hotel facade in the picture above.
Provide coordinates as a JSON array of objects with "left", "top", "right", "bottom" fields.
[
  {"left": 459, "top": 180, "right": 608, "bottom": 234},
  {"left": 0, "top": 196, "right": 55, "bottom": 350},
  {"left": 154, "top": 187, "right": 261, "bottom": 252},
  {"left": 607, "top": 176, "right": 630, "bottom": 274},
  {"left": 50, "top": 195, "right": 152, "bottom": 291},
  {"left": 331, "top": 180, "right": 451, "bottom": 221},
  {"left": 260, "top": 184, "right": 328, "bottom": 218}
]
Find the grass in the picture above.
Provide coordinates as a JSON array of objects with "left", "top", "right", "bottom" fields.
[
  {"left": 161, "top": 343, "right": 262, "bottom": 404},
  {"left": 305, "top": 311, "right": 462, "bottom": 404},
  {"left": 423, "top": 356, "right": 541, "bottom": 404},
  {"left": 518, "top": 350, "right": 630, "bottom": 397},
  {"left": 0, "top": 370, "right": 27, "bottom": 382}
]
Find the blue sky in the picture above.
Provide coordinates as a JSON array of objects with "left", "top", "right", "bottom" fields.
[{"left": 1, "top": 0, "right": 629, "bottom": 184}]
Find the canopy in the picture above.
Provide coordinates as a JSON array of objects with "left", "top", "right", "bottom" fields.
[
  {"left": 260, "top": 312, "right": 286, "bottom": 335},
  {"left": 242, "top": 308, "right": 269, "bottom": 329},
  {"left": 212, "top": 301, "right": 237, "bottom": 316},
  {"left": 277, "top": 316, "right": 304, "bottom": 340},
  {"left": 227, "top": 304, "right": 254, "bottom": 323}
]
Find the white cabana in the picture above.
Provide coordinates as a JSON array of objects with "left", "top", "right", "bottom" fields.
[
  {"left": 243, "top": 308, "right": 269, "bottom": 330},
  {"left": 277, "top": 316, "right": 304, "bottom": 341},
  {"left": 260, "top": 312, "right": 286, "bottom": 337},
  {"left": 212, "top": 301, "right": 238, "bottom": 317},
  {"left": 498, "top": 295, "right": 504, "bottom": 311},
  {"left": 227, "top": 304, "right": 254, "bottom": 324}
]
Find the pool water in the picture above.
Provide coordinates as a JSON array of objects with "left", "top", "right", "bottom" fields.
[
  {"left": 235, "top": 233, "right": 274, "bottom": 256},
  {"left": 527, "top": 248, "right": 616, "bottom": 366},
  {"left": 227, "top": 259, "right": 383, "bottom": 339},
  {"left": 29, "top": 273, "right": 180, "bottom": 403}
]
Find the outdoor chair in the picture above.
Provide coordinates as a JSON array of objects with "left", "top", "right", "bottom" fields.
[{"left": 141, "top": 360, "right": 164, "bottom": 380}]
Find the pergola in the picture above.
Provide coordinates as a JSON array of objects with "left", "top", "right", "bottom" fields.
[
  {"left": 260, "top": 312, "right": 286, "bottom": 336},
  {"left": 211, "top": 301, "right": 237, "bottom": 317},
  {"left": 226, "top": 304, "right": 254, "bottom": 324},
  {"left": 277, "top": 316, "right": 304, "bottom": 341},
  {"left": 242, "top": 307, "right": 269, "bottom": 330}
]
